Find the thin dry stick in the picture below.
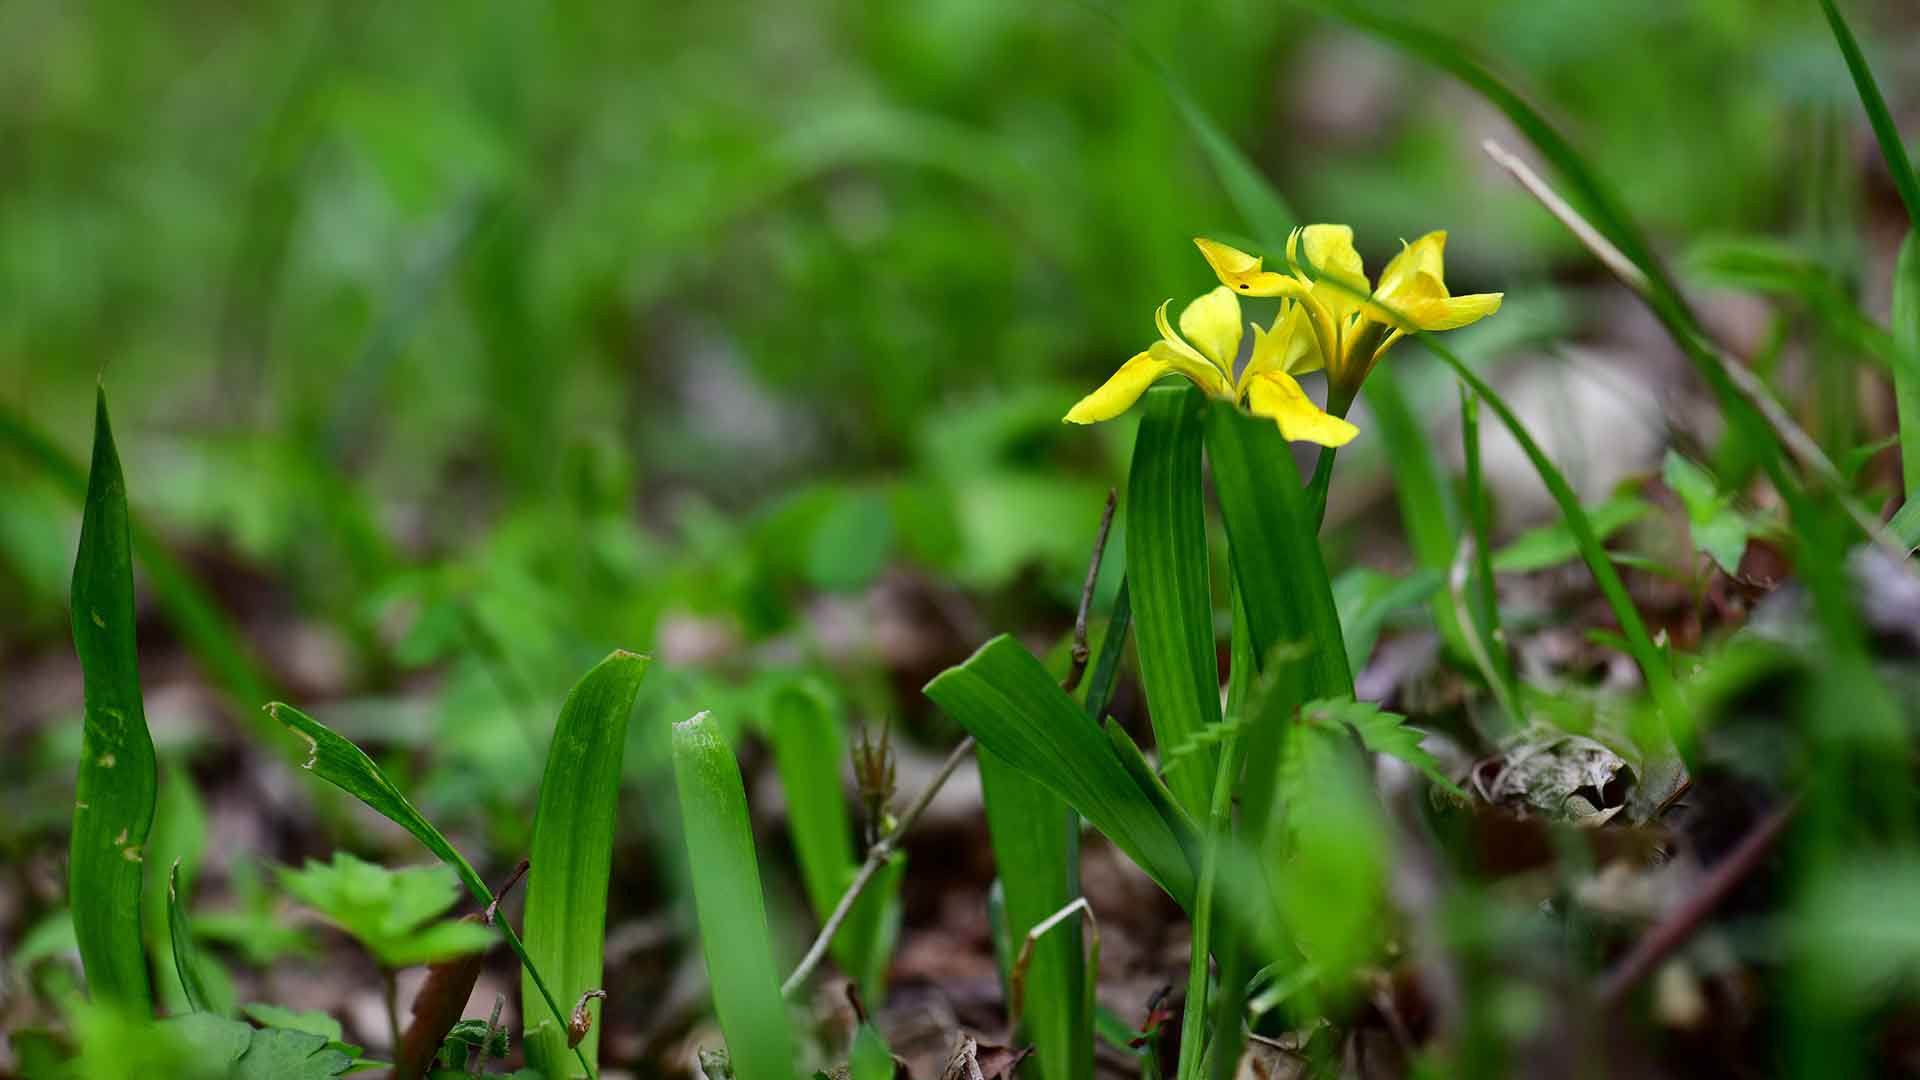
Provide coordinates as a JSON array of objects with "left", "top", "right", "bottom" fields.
[
  {"left": 1482, "top": 139, "right": 1904, "bottom": 558},
  {"left": 1595, "top": 799, "right": 1797, "bottom": 1007},
  {"left": 1062, "top": 489, "right": 1119, "bottom": 695},
  {"left": 781, "top": 492, "right": 1122, "bottom": 998},
  {"left": 1007, "top": 897, "right": 1099, "bottom": 1031}
]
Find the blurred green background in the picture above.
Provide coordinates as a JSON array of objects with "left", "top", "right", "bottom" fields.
[{"left": 3, "top": 0, "right": 1916, "bottom": 854}]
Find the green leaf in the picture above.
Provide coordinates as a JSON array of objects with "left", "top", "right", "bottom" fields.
[
  {"left": 850, "top": 1023, "right": 895, "bottom": 1080},
  {"left": 1, "top": 398, "right": 281, "bottom": 719},
  {"left": 1318, "top": 699, "right": 1464, "bottom": 798},
  {"left": 979, "top": 748, "right": 1089, "bottom": 1080},
  {"left": 1815, "top": 0, "right": 1920, "bottom": 230},
  {"left": 1332, "top": 568, "right": 1443, "bottom": 674},
  {"left": 671, "top": 712, "right": 796, "bottom": 1080},
  {"left": 1460, "top": 388, "right": 1519, "bottom": 729},
  {"left": 1200, "top": 400, "right": 1352, "bottom": 700},
  {"left": 767, "top": 681, "right": 900, "bottom": 1001},
  {"left": 1365, "top": 368, "right": 1470, "bottom": 658},
  {"left": 1492, "top": 495, "right": 1651, "bottom": 573},
  {"left": 167, "top": 859, "right": 229, "bottom": 1016},
  {"left": 241, "top": 1004, "right": 344, "bottom": 1045},
  {"left": 1893, "top": 233, "right": 1920, "bottom": 500},
  {"left": 68, "top": 387, "right": 158, "bottom": 1013},
  {"left": 231, "top": 1027, "right": 354, "bottom": 1079},
  {"left": 1126, "top": 386, "right": 1221, "bottom": 819},
  {"left": 925, "top": 635, "right": 1199, "bottom": 907},
  {"left": 277, "top": 853, "right": 495, "bottom": 969},
  {"left": 1664, "top": 451, "right": 1752, "bottom": 576},
  {"left": 264, "top": 702, "right": 591, "bottom": 1079},
  {"left": 522, "top": 651, "right": 649, "bottom": 1075}
]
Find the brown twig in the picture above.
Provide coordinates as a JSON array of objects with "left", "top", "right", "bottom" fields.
[
  {"left": 1061, "top": 488, "right": 1119, "bottom": 695},
  {"left": 1595, "top": 799, "right": 1797, "bottom": 1008},
  {"left": 781, "top": 491, "right": 1123, "bottom": 999},
  {"left": 484, "top": 858, "right": 531, "bottom": 926}
]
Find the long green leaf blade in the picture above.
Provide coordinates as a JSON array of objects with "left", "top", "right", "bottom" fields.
[
  {"left": 671, "top": 712, "right": 796, "bottom": 1080},
  {"left": 1126, "top": 386, "right": 1221, "bottom": 820},
  {"left": 1894, "top": 234, "right": 1920, "bottom": 499},
  {"left": 523, "top": 651, "right": 650, "bottom": 1075},
  {"left": 1815, "top": 0, "right": 1920, "bottom": 228},
  {"left": 1201, "top": 401, "right": 1352, "bottom": 700},
  {"left": 925, "top": 635, "right": 1198, "bottom": 907},
  {"left": 166, "top": 859, "right": 226, "bottom": 1016},
  {"left": 69, "top": 387, "right": 158, "bottom": 1013},
  {"left": 979, "top": 751, "right": 1090, "bottom": 1080},
  {"left": 265, "top": 701, "right": 593, "bottom": 1079}
]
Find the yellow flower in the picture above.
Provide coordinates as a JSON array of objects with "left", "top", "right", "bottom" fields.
[
  {"left": 1195, "top": 227, "right": 1502, "bottom": 408},
  {"left": 1063, "top": 287, "right": 1358, "bottom": 447}
]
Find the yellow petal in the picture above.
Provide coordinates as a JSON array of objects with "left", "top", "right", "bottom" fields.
[
  {"left": 1396, "top": 270, "right": 1502, "bottom": 331},
  {"left": 1295, "top": 224, "right": 1370, "bottom": 323},
  {"left": 1240, "top": 303, "right": 1320, "bottom": 396},
  {"left": 1244, "top": 371, "right": 1359, "bottom": 448},
  {"left": 1193, "top": 237, "right": 1299, "bottom": 297},
  {"left": 1064, "top": 351, "right": 1173, "bottom": 424},
  {"left": 1374, "top": 230, "right": 1446, "bottom": 303},
  {"left": 1177, "top": 287, "right": 1243, "bottom": 374},
  {"left": 1147, "top": 339, "right": 1234, "bottom": 399}
]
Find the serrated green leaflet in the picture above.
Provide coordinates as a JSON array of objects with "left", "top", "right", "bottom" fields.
[
  {"left": 523, "top": 650, "right": 649, "bottom": 1075},
  {"left": 671, "top": 712, "right": 795, "bottom": 1080},
  {"left": 1126, "top": 386, "right": 1221, "bottom": 820},
  {"left": 925, "top": 635, "right": 1198, "bottom": 907},
  {"left": 68, "top": 388, "right": 158, "bottom": 1013},
  {"left": 264, "top": 701, "right": 593, "bottom": 1079}
]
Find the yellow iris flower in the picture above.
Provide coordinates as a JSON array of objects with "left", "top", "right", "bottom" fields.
[
  {"left": 1195, "top": 226, "right": 1502, "bottom": 410},
  {"left": 1063, "top": 287, "right": 1359, "bottom": 447}
]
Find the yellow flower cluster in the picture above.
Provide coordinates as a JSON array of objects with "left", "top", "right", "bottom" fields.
[{"left": 1065, "top": 226, "right": 1503, "bottom": 446}]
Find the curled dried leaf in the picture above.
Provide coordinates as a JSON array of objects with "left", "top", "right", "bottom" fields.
[{"left": 568, "top": 988, "right": 607, "bottom": 1048}]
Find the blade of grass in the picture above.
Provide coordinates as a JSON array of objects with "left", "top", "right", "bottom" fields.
[
  {"left": 166, "top": 859, "right": 227, "bottom": 1016},
  {"left": 768, "top": 682, "right": 901, "bottom": 1002},
  {"left": 979, "top": 752, "right": 1090, "bottom": 1080},
  {"left": 264, "top": 701, "right": 595, "bottom": 1080},
  {"left": 4, "top": 400, "right": 279, "bottom": 717},
  {"left": 1457, "top": 388, "right": 1521, "bottom": 732},
  {"left": 672, "top": 712, "right": 796, "bottom": 1080},
  {"left": 1174, "top": 736, "right": 1247, "bottom": 1080},
  {"left": 1419, "top": 341, "right": 1685, "bottom": 744},
  {"left": 1127, "top": 386, "right": 1223, "bottom": 821},
  {"left": 1815, "top": 0, "right": 1920, "bottom": 227},
  {"left": 69, "top": 387, "right": 158, "bottom": 1013},
  {"left": 1366, "top": 368, "right": 1471, "bottom": 659},
  {"left": 1895, "top": 235, "right": 1920, "bottom": 498},
  {"left": 522, "top": 651, "right": 650, "bottom": 1076},
  {"left": 926, "top": 635, "right": 1199, "bottom": 908}
]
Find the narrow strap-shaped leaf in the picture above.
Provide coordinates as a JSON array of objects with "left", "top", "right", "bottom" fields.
[
  {"left": 1202, "top": 401, "right": 1352, "bottom": 701},
  {"left": 1127, "top": 385, "right": 1221, "bottom": 820},
  {"left": 925, "top": 635, "right": 1198, "bottom": 907},
  {"left": 672, "top": 712, "right": 796, "bottom": 1080},
  {"left": 266, "top": 701, "right": 595, "bottom": 1080},
  {"left": 1894, "top": 234, "right": 1920, "bottom": 499},
  {"left": 979, "top": 750, "right": 1090, "bottom": 1080},
  {"left": 1365, "top": 368, "right": 1470, "bottom": 659},
  {"left": 1816, "top": 0, "right": 1920, "bottom": 229},
  {"left": 522, "top": 651, "right": 650, "bottom": 1075},
  {"left": 69, "top": 387, "right": 158, "bottom": 1013},
  {"left": 167, "top": 860, "right": 221, "bottom": 1015}
]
